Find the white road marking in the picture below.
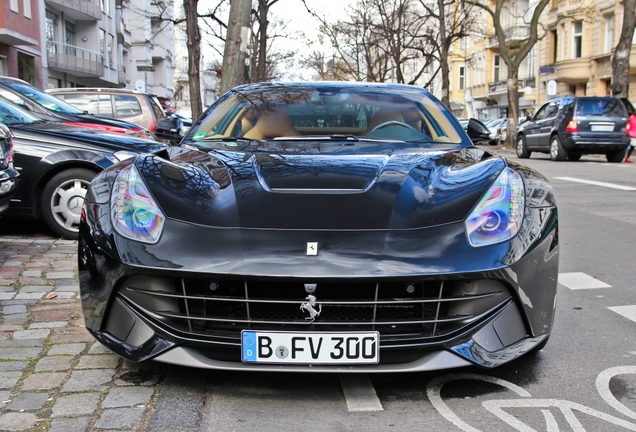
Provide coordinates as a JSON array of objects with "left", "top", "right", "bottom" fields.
[
  {"left": 426, "top": 373, "right": 530, "bottom": 432},
  {"left": 554, "top": 177, "right": 636, "bottom": 191},
  {"left": 608, "top": 305, "right": 636, "bottom": 323},
  {"left": 338, "top": 374, "right": 383, "bottom": 412},
  {"left": 558, "top": 272, "right": 611, "bottom": 290},
  {"left": 596, "top": 366, "right": 636, "bottom": 421},
  {"left": 427, "top": 369, "right": 636, "bottom": 431}
]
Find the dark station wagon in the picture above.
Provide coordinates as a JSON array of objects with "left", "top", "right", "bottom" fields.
[{"left": 516, "top": 96, "right": 630, "bottom": 162}]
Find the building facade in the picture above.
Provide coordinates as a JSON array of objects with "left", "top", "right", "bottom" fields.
[
  {"left": 536, "top": 0, "right": 636, "bottom": 103},
  {"left": 449, "top": 0, "right": 539, "bottom": 122},
  {"left": 0, "top": 0, "right": 42, "bottom": 85}
]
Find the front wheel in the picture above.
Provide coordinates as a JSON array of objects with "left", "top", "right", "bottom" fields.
[
  {"left": 516, "top": 135, "right": 531, "bottom": 158},
  {"left": 549, "top": 135, "right": 567, "bottom": 161},
  {"left": 606, "top": 148, "right": 627, "bottom": 163},
  {"left": 41, "top": 168, "right": 97, "bottom": 240}
]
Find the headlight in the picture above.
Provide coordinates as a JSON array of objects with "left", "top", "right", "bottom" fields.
[
  {"left": 111, "top": 164, "right": 165, "bottom": 243},
  {"left": 465, "top": 167, "right": 525, "bottom": 247}
]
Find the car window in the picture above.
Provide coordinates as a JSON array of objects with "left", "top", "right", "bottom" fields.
[
  {"left": 60, "top": 94, "right": 113, "bottom": 116},
  {"left": 0, "top": 98, "right": 42, "bottom": 125},
  {"left": 114, "top": 95, "right": 142, "bottom": 117},
  {"left": 0, "top": 88, "right": 27, "bottom": 107},
  {"left": 1, "top": 81, "right": 84, "bottom": 115},
  {"left": 148, "top": 96, "right": 166, "bottom": 120},
  {"left": 186, "top": 85, "right": 463, "bottom": 144},
  {"left": 57, "top": 93, "right": 97, "bottom": 114},
  {"left": 576, "top": 98, "right": 626, "bottom": 117},
  {"left": 533, "top": 103, "right": 550, "bottom": 121}
]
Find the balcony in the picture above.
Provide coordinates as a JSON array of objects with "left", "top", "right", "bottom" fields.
[
  {"left": 554, "top": 58, "right": 590, "bottom": 84},
  {"left": 487, "top": 78, "right": 534, "bottom": 95},
  {"left": 487, "top": 25, "right": 530, "bottom": 49},
  {"left": 46, "top": 41, "right": 104, "bottom": 77},
  {"left": 0, "top": 28, "right": 38, "bottom": 46},
  {"left": 45, "top": 0, "right": 101, "bottom": 21}
]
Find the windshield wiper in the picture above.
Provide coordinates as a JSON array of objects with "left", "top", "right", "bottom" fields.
[{"left": 199, "top": 136, "right": 253, "bottom": 142}]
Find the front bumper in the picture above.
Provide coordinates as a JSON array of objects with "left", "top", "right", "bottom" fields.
[{"left": 78, "top": 211, "right": 558, "bottom": 372}]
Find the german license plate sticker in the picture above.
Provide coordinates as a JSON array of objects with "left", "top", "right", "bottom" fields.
[{"left": 241, "top": 331, "right": 379, "bottom": 364}]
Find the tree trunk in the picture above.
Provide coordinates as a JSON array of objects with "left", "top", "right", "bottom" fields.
[
  {"left": 506, "top": 74, "right": 520, "bottom": 148},
  {"left": 612, "top": 0, "right": 636, "bottom": 98},
  {"left": 220, "top": 0, "right": 252, "bottom": 95},
  {"left": 256, "top": 0, "right": 269, "bottom": 82},
  {"left": 184, "top": 0, "right": 203, "bottom": 120}
]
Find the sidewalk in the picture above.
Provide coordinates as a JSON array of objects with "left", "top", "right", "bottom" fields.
[{"left": 0, "top": 236, "right": 162, "bottom": 432}]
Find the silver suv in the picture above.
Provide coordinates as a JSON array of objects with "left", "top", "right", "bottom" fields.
[{"left": 47, "top": 88, "right": 167, "bottom": 133}]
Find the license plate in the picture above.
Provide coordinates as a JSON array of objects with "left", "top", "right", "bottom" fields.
[
  {"left": 591, "top": 124, "right": 614, "bottom": 132},
  {"left": 241, "top": 331, "right": 379, "bottom": 364}
]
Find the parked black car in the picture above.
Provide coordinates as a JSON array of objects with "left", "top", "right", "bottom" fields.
[
  {"left": 0, "top": 76, "right": 152, "bottom": 140},
  {"left": 0, "top": 97, "right": 167, "bottom": 239},
  {"left": 516, "top": 96, "right": 630, "bottom": 162},
  {"left": 79, "top": 81, "right": 558, "bottom": 372},
  {"left": 0, "top": 124, "right": 20, "bottom": 215}
]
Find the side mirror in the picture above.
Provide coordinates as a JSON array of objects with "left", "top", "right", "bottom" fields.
[
  {"left": 466, "top": 118, "right": 490, "bottom": 143},
  {"left": 154, "top": 116, "right": 184, "bottom": 145}
]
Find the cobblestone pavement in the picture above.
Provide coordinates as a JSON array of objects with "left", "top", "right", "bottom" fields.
[{"left": 0, "top": 230, "right": 164, "bottom": 432}]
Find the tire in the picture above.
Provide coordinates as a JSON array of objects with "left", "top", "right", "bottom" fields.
[
  {"left": 567, "top": 153, "right": 582, "bottom": 161},
  {"left": 606, "top": 148, "right": 627, "bottom": 163},
  {"left": 516, "top": 135, "right": 531, "bottom": 158},
  {"left": 549, "top": 135, "right": 567, "bottom": 161},
  {"left": 41, "top": 168, "right": 97, "bottom": 240}
]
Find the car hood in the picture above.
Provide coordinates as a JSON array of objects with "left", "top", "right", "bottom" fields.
[
  {"left": 138, "top": 142, "right": 505, "bottom": 230},
  {"left": 11, "top": 123, "right": 167, "bottom": 153}
]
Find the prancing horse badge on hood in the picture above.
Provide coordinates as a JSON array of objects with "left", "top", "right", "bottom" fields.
[{"left": 307, "top": 242, "right": 318, "bottom": 256}]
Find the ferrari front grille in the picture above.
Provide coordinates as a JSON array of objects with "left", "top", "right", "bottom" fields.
[{"left": 119, "top": 277, "right": 512, "bottom": 346}]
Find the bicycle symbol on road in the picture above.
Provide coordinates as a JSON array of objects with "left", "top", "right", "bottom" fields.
[{"left": 427, "top": 366, "right": 636, "bottom": 431}]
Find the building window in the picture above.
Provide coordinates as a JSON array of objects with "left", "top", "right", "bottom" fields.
[
  {"left": 45, "top": 10, "right": 59, "bottom": 56},
  {"left": 108, "top": 34, "right": 114, "bottom": 68},
  {"left": 10, "top": 0, "right": 18, "bottom": 12},
  {"left": 459, "top": 66, "right": 465, "bottom": 90},
  {"left": 65, "top": 21, "right": 76, "bottom": 56},
  {"left": 604, "top": 15, "right": 615, "bottom": 54},
  {"left": 100, "top": 29, "right": 106, "bottom": 63},
  {"left": 181, "top": 56, "right": 188, "bottom": 73},
  {"left": 560, "top": 24, "right": 566, "bottom": 61},
  {"left": 572, "top": 21, "right": 583, "bottom": 59},
  {"left": 23, "top": 0, "right": 31, "bottom": 18},
  {"left": 493, "top": 54, "right": 500, "bottom": 82}
]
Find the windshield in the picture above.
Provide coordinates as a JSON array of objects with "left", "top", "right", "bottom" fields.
[
  {"left": 2, "top": 81, "right": 84, "bottom": 115},
  {"left": 183, "top": 84, "right": 464, "bottom": 147},
  {"left": 0, "top": 98, "right": 44, "bottom": 125}
]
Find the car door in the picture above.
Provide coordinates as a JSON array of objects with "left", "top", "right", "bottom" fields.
[
  {"left": 536, "top": 100, "right": 560, "bottom": 149},
  {"left": 524, "top": 102, "right": 548, "bottom": 148}
]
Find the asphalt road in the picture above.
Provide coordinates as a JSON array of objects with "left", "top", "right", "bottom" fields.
[{"left": 2, "top": 148, "right": 636, "bottom": 431}]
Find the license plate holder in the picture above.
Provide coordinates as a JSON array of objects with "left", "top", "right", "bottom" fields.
[
  {"left": 590, "top": 124, "right": 614, "bottom": 132},
  {"left": 241, "top": 330, "right": 379, "bottom": 365}
]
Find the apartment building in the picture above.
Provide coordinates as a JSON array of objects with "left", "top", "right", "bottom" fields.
[
  {"left": 0, "top": 0, "right": 42, "bottom": 84},
  {"left": 536, "top": 0, "right": 636, "bottom": 103},
  {"left": 449, "top": 0, "right": 539, "bottom": 121},
  {"left": 126, "top": 0, "right": 174, "bottom": 99}
]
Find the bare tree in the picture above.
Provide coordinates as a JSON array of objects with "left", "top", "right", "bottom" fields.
[
  {"left": 301, "top": 0, "right": 475, "bottom": 104},
  {"left": 612, "top": 0, "right": 636, "bottom": 98},
  {"left": 465, "top": 0, "right": 550, "bottom": 147},
  {"left": 184, "top": 0, "right": 203, "bottom": 120},
  {"left": 220, "top": 0, "right": 252, "bottom": 95},
  {"left": 249, "top": 3, "right": 297, "bottom": 82},
  {"left": 416, "top": 0, "right": 478, "bottom": 107}
]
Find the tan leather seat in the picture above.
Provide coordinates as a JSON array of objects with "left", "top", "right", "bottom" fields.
[
  {"left": 243, "top": 108, "right": 299, "bottom": 139},
  {"left": 363, "top": 108, "right": 405, "bottom": 135}
]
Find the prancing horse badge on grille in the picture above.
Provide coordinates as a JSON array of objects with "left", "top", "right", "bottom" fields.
[
  {"left": 306, "top": 242, "right": 318, "bottom": 256},
  {"left": 300, "top": 295, "right": 322, "bottom": 320}
]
